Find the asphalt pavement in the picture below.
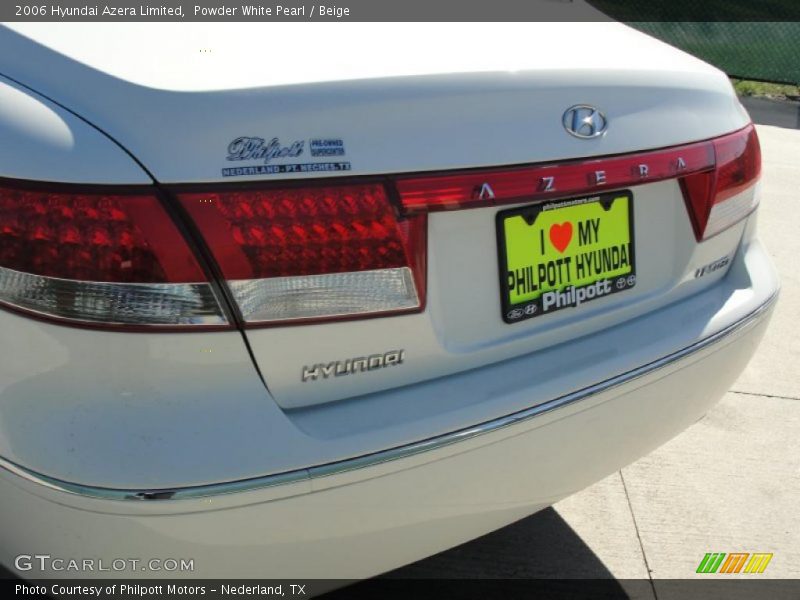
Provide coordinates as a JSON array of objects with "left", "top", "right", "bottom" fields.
[
  {"left": 740, "top": 96, "right": 800, "bottom": 131},
  {"left": 389, "top": 121, "right": 800, "bottom": 590}
]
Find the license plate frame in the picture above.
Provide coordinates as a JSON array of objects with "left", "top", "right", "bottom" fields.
[{"left": 496, "top": 191, "right": 636, "bottom": 324}]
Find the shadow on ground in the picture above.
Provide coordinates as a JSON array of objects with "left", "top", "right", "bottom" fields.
[
  {"left": 387, "top": 507, "right": 616, "bottom": 578},
  {"left": 323, "top": 508, "right": 648, "bottom": 599}
]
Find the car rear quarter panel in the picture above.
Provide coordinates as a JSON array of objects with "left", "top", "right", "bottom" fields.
[{"left": 0, "top": 75, "right": 148, "bottom": 184}]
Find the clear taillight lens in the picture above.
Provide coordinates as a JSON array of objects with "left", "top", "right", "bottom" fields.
[
  {"left": 177, "top": 183, "right": 426, "bottom": 324},
  {"left": 0, "top": 182, "right": 227, "bottom": 328}
]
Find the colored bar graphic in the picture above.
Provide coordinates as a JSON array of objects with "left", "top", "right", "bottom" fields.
[
  {"left": 697, "top": 553, "right": 726, "bottom": 573},
  {"left": 696, "top": 553, "right": 714, "bottom": 573},
  {"left": 744, "top": 553, "right": 773, "bottom": 574},
  {"left": 720, "top": 553, "right": 749, "bottom": 573},
  {"left": 697, "top": 552, "right": 773, "bottom": 574}
]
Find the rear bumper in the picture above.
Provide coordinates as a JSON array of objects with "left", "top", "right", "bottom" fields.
[{"left": 0, "top": 237, "right": 778, "bottom": 578}]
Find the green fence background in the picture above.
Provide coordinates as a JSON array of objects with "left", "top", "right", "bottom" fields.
[
  {"left": 626, "top": 22, "right": 800, "bottom": 86},
  {"left": 586, "top": 2, "right": 800, "bottom": 85}
]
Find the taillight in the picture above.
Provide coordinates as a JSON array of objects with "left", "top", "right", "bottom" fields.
[
  {"left": 396, "top": 142, "right": 716, "bottom": 213},
  {"left": 397, "top": 124, "right": 760, "bottom": 241},
  {"left": 681, "top": 125, "right": 761, "bottom": 240},
  {"left": 0, "top": 126, "right": 760, "bottom": 331},
  {"left": 177, "top": 182, "right": 426, "bottom": 324},
  {"left": 0, "top": 182, "right": 227, "bottom": 328}
]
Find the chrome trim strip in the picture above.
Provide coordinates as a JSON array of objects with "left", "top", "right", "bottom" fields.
[{"left": 0, "top": 291, "right": 778, "bottom": 502}]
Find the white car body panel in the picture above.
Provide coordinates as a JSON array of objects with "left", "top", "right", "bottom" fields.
[
  {"left": 0, "top": 226, "right": 776, "bottom": 489},
  {"left": 0, "top": 21, "right": 779, "bottom": 579},
  {"left": 0, "top": 74, "right": 149, "bottom": 183},
  {"left": 0, "top": 269, "right": 775, "bottom": 578},
  {"left": 0, "top": 22, "right": 752, "bottom": 407},
  {"left": 3, "top": 22, "right": 724, "bottom": 91},
  {"left": 0, "top": 23, "right": 747, "bottom": 184}
]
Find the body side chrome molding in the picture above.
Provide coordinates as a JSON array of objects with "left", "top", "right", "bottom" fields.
[{"left": 0, "top": 291, "right": 778, "bottom": 502}]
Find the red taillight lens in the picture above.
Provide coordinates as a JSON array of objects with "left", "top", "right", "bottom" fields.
[
  {"left": 0, "top": 189, "right": 205, "bottom": 282},
  {"left": 398, "top": 124, "right": 760, "bottom": 242},
  {"left": 681, "top": 125, "right": 762, "bottom": 240},
  {"left": 396, "top": 142, "right": 716, "bottom": 212},
  {"left": 0, "top": 182, "right": 227, "bottom": 327},
  {"left": 178, "top": 183, "right": 426, "bottom": 324},
  {"left": 714, "top": 125, "right": 761, "bottom": 203},
  {"left": 0, "top": 126, "right": 760, "bottom": 330}
]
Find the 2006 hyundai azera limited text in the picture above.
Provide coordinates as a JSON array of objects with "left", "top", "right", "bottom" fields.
[{"left": 0, "top": 21, "right": 779, "bottom": 578}]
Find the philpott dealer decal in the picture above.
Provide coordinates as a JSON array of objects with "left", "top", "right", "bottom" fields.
[{"left": 222, "top": 136, "right": 351, "bottom": 177}]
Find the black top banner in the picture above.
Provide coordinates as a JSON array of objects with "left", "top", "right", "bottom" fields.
[{"left": 3, "top": 0, "right": 800, "bottom": 22}]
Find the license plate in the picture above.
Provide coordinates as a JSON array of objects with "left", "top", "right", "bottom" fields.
[{"left": 496, "top": 191, "right": 636, "bottom": 323}]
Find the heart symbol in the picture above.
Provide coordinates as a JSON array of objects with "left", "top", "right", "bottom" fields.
[{"left": 549, "top": 222, "right": 573, "bottom": 253}]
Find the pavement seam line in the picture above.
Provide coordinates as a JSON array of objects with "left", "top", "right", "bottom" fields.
[
  {"left": 619, "top": 470, "right": 658, "bottom": 600},
  {"left": 730, "top": 389, "right": 800, "bottom": 401}
]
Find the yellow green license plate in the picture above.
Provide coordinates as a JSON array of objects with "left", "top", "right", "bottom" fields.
[{"left": 496, "top": 191, "right": 636, "bottom": 323}]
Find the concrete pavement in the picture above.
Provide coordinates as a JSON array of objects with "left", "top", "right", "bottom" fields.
[{"left": 392, "top": 124, "right": 800, "bottom": 586}]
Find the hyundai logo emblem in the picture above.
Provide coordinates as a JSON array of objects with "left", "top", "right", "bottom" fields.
[{"left": 563, "top": 105, "right": 608, "bottom": 139}]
